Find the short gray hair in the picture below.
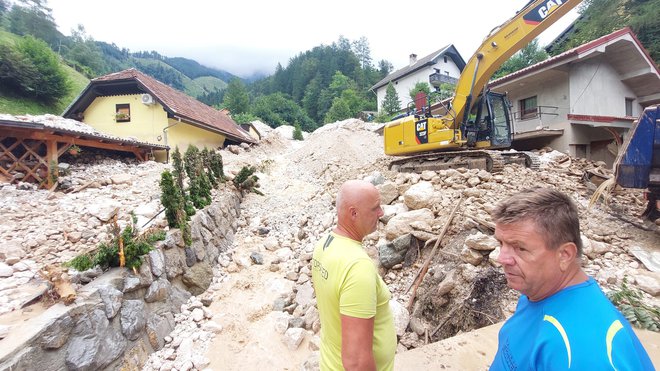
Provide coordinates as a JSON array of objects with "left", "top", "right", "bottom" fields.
[{"left": 492, "top": 188, "right": 583, "bottom": 255}]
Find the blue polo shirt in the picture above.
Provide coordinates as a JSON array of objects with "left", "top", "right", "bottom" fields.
[{"left": 491, "top": 278, "right": 654, "bottom": 370}]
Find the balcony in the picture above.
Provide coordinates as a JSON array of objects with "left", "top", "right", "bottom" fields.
[{"left": 429, "top": 73, "right": 458, "bottom": 88}]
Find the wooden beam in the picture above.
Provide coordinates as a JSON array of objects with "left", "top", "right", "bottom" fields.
[
  {"left": 3, "top": 131, "right": 146, "bottom": 153},
  {"left": 47, "top": 140, "right": 58, "bottom": 189}
]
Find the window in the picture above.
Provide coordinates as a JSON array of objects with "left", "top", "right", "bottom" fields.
[
  {"left": 625, "top": 98, "right": 634, "bottom": 116},
  {"left": 115, "top": 104, "right": 131, "bottom": 122},
  {"left": 444, "top": 56, "right": 448, "bottom": 63},
  {"left": 519, "top": 96, "right": 537, "bottom": 120}
]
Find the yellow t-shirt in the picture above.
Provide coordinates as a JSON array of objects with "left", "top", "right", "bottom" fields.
[{"left": 311, "top": 232, "right": 396, "bottom": 371}]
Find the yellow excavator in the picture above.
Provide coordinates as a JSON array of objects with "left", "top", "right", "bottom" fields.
[{"left": 384, "top": 0, "right": 583, "bottom": 172}]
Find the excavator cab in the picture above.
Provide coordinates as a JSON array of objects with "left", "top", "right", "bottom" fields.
[{"left": 462, "top": 91, "right": 513, "bottom": 149}]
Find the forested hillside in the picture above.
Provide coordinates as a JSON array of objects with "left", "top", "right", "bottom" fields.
[
  {"left": 0, "top": 0, "right": 237, "bottom": 115},
  {"left": 238, "top": 37, "right": 393, "bottom": 130}
]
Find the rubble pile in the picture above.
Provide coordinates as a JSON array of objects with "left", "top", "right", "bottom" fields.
[
  {"left": 0, "top": 157, "right": 169, "bottom": 315},
  {"left": 0, "top": 118, "right": 658, "bottom": 369}
]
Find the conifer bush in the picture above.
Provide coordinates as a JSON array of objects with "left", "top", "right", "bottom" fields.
[
  {"left": 160, "top": 170, "right": 185, "bottom": 228},
  {"left": 210, "top": 151, "right": 225, "bottom": 181},
  {"left": 184, "top": 145, "right": 212, "bottom": 208},
  {"left": 201, "top": 148, "right": 217, "bottom": 188},
  {"left": 233, "top": 165, "right": 263, "bottom": 195},
  {"left": 172, "top": 147, "right": 195, "bottom": 217},
  {"left": 293, "top": 123, "right": 304, "bottom": 141}
]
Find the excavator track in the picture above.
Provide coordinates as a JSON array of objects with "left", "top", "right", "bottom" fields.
[
  {"left": 500, "top": 151, "right": 541, "bottom": 170},
  {"left": 389, "top": 150, "right": 506, "bottom": 173}
]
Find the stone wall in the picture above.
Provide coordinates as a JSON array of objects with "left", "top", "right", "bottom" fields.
[{"left": 0, "top": 191, "right": 240, "bottom": 371}]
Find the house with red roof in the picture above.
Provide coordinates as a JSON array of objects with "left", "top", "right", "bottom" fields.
[
  {"left": 489, "top": 27, "right": 660, "bottom": 165},
  {"left": 63, "top": 68, "right": 255, "bottom": 162}
]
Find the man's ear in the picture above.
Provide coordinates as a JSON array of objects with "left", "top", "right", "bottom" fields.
[{"left": 557, "top": 242, "right": 578, "bottom": 271}]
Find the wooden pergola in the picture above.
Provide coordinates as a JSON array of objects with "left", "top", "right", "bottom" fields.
[{"left": 0, "top": 119, "right": 168, "bottom": 189}]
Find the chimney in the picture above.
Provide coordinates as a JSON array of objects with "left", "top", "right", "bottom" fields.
[{"left": 409, "top": 53, "right": 417, "bottom": 66}]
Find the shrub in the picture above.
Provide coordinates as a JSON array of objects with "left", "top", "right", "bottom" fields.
[
  {"left": 92, "top": 242, "right": 119, "bottom": 269},
  {"left": 65, "top": 254, "right": 93, "bottom": 272},
  {"left": 607, "top": 278, "right": 660, "bottom": 332},
  {"left": 233, "top": 165, "right": 263, "bottom": 195},
  {"left": 66, "top": 224, "right": 166, "bottom": 273}
]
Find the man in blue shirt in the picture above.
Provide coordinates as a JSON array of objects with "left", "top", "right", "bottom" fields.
[{"left": 490, "top": 188, "right": 653, "bottom": 370}]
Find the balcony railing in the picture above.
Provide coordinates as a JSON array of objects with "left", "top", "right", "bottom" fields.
[{"left": 512, "top": 105, "right": 559, "bottom": 121}]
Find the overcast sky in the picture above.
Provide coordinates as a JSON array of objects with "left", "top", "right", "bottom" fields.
[{"left": 47, "top": 0, "right": 581, "bottom": 78}]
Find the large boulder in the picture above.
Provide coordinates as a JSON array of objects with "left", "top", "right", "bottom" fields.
[
  {"left": 379, "top": 234, "right": 418, "bottom": 269},
  {"left": 464, "top": 232, "right": 498, "bottom": 252},
  {"left": 403, "top": 182, "right": 438, "bottom": 210},
  {"left": 98, "top": 285, "right": 123, "bottom": 319},
  {"left": 377, "top": 182, "right": 399, "bottom": 205},
  {"left": 182, "top": 261, "right": 213, "bottom": 295},
  {"left": 40, "top": 314, "right": 74, "bottom": 349},
  {"left": 385, "top": 208, "right": 434, "bottom": 240},
  {"left": 120, "top": 300, "right": 147, "bottom": 341},
  {"left": 65, "top": 308, "right": 126, "bottom": 370}
]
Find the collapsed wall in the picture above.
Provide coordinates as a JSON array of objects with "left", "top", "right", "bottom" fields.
[{"left": 0, "top": 191, "right": 241, "bottom": 371}]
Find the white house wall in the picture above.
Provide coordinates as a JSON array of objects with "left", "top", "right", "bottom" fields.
[
  {"left": 504, "top": 71, "right": 570, "bottom": 133},
  {"left": 376, "top": 58, "right": 462, "bottom": 112},
  {"left": 569, "top": 56, "right": 643, "bottom": 117}
]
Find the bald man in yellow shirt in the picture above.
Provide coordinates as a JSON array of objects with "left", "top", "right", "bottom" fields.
[{"left": 311, "top": 180, "right": 397, "bottom": 371}]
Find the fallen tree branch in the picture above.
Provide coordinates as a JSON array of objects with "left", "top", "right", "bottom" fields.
[
  {"left": 70, "top": 180, "right": 95, "bottom": 194},
  {"left": 465, "top": 213, "right": 495, "bottom": 231},
  {"left": 406, "top": 196, "right": 463, "bottom": 312}
]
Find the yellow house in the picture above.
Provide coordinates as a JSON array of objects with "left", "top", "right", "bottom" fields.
[{"left": 63, "top": 68, "right": 255, "bottom": 162}]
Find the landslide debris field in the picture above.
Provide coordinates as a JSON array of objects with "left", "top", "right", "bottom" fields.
[{"left": 0, "top": 118, "right": 658, "bottom": 370}]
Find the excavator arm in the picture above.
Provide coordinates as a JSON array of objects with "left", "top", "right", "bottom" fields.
[{"left": 452, "top": 0, "right": 583, "bottom": 128}]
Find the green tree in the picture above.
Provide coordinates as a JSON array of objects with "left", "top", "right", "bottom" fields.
[
  {"left": 493, "top": 39, "right": 548, "bottom": 79},
  {"left": 409, "top": 82, "right": 431, "bottom": 102},
  {"left": 437, "top": 82, "right": 456, "bottom": 101},
  {"left": 65, "top": 25, "right": 106, "bottom": 77},
  {"left": 223, "top": 77, "right": 250, "bottom": 115},
  {"left": 15, "top": 35, "right": 70, "bottom": 103},
  {"left": 302, "top": 74, "right": 322, "bottom": 121},
  {"left": 0, "top": 43, "right": 38, "bottom": 95},
  {"left": 251, "top": 92, "right": 315, "bottom": 131},
  {"left": 0, "top": 0, "right": 9, "bottom": 19},
  {"left": 377, "top": 59, "right": 394, "bottom": 77},
  {"left": 324, "top": 97, "right": 352, "bottom": 123},
  {"left": 381, "top": 82, "right": 401, "bottom": 115},
  {"left": 293, "top": 123, "right": 304, "bottom": 140},
  {"left": 8, "top": 0, "right": 60, "bottom": 47},
  {"left": 352, "top": 36, "right": 372, "bottom": 69}
]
